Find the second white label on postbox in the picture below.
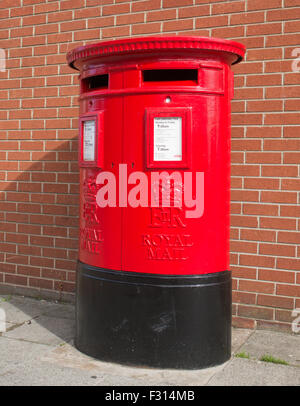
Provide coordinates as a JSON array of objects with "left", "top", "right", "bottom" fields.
[
  {"left": 153, "top": 117, "right": 182, "bottom": 161},
  {"left": 83, "top": 120, "right": 96, "bottom": 161}
]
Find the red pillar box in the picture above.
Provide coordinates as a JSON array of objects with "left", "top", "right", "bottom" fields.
[{"left": 67, "top": 36, "right": 245, "bottom": 369}]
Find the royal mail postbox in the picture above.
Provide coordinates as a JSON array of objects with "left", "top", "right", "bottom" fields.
[{"left": 67, "top": 36, "right": 245, "bottom": 369}]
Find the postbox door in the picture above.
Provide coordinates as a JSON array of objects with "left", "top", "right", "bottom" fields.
[
  {"left": 79, "top": 76, "right": 123, "bottom": 271},
  {"left": 121, "top": 64, "right": 231, "bottom": 275}
]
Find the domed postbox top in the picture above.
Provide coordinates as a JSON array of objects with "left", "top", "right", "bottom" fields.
[{"left": 67, "top": 36, "right": 245, "bottom": 71}]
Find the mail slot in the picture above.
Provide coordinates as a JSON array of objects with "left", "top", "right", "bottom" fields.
[{"left": 67, "top": 36, "right": 245, "bottom": 369}]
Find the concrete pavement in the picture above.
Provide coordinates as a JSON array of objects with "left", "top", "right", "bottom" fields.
[{"left": 0, "top": 294, "right": 299, "bottom": 386}]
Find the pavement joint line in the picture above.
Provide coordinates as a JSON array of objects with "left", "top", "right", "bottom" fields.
[
  {"left": 3, "top": 313, "right": 48, "bottom": 333},
  {"left": 0, "top": 334, "right": 60, "bottom": 348},
  {"left": 232, "top": 327, "right": 257, "bottom": 355},
  {"left": 205, "top": 358, "right": 233, "bottom": 386},
  {"left": 4, "top": 322, "right": 25, "bottom": 333}
]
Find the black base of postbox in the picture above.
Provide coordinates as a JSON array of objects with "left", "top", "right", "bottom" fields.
[{"left": 75, "top": 261, "right": 232, "bottom": 370}]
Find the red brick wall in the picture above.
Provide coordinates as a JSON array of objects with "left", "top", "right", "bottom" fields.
[{"left": 0, "top": 0, "right": 299, "bottom": 331}]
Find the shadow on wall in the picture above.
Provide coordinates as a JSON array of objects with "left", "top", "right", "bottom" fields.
[{"left": 0, "top": 139, "right": 80, "bottom": 304}]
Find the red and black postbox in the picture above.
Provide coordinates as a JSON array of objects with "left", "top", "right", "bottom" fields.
[{"left": 67, "top": 36, "right": 245, "bottom": 369}]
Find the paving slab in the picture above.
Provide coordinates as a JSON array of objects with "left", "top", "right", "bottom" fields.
[
  {"left": 0, "top": 295, "right": 73, "bottom": 324},
  {"left": 208, "top": 357, "right": 300, "bottom": 386},
  {"left": 0, "top": 359, "right": 172, "bottom": 386},
  {"left": 41, "top": 341, "right": 228, "bottom": 386},
  {"left": 43, "top": 304, "right": 74, "bottom": 320},
  {"left": 238, "top": 329, "right": 300, "bottom": 367},
  {"left": 2, "top": 315, "right": 75, "bottom": 346},
  {"left": 231, "top": 328, "right": 253, "bottom": 354},
  {"left": 0, "top": 294, "right": 299, "bottom": 386},
  {"left": 0, "top": 336, "right": 52, "bottom": 376}
]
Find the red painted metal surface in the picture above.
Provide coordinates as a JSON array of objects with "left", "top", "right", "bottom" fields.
[{"left": 68, "top": 36, "right": 245, "bottom": 275}]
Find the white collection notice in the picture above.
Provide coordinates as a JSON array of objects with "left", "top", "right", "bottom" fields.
[
  {"left": 83, "top": 120, "right": 96, "bottom": 161},
  {"left": 153, "top": 117, "right": 182, "bottom": 161}
]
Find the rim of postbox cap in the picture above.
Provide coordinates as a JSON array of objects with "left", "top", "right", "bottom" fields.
[{"left": 67, "top": 36, "right": 245, "bottom": 71}]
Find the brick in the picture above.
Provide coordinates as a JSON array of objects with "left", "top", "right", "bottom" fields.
[
  {"left": 231, "top": 266, "right": 257, "bottom": 280},
  {"left": 163, "top": 20, "right": 193, "bottom": 32},
  {"left": 285, "top": 0, "right": 300, "bottom": 5},
  {"left": 261, "top": 191, "right": 297, "bottom": 204},
  {"left": 10, "top": 5, "right": 33, "bottom": 17},
  {"left": 243, "top": 203, "right": 278, "bottom": 216},
  {"left": 23, "top": 14, "right": 46, "bottom": 26},
  {"left": 259, "top": 243, "right": 295, "bottom": 257},
  {"left": 212, "top": 1, "right": 245, "bottom": 14},
  {"left": 261, "top": 165, "right": 298, "bottom": 177},
  {"left": 60, "top": 0, "right": 84, "bottom": 10},
  {"left": 5, "top": 274, "right": 28, "bottom": 285},
  {"left": 147, "top": 9, "right": 176, "bottom": 22},
  {"left": 246, "top": 127, "right": 282, "bottom": 138},
  {"left": 285, "top": 100, "right": 300, "bottom": 112},
  {"left": 29, "top": 278, "right": 53, "bottom": 290},
  {"left": 267, "top": 34, "right": 300, "bottom": 47},
  {"left": 102, "top": 3, "right": 130, "bottom": 15},
  {"left": 231, "top": 165, "right": 260, "bottom": 176},
  {"left": 231, "top": 202, "right": 242, "bottom": 214},
  {"left": 280, "top": 206, "right": 300, "bottom": 218},
  {"left": 258, "top": 268, "right": 295, "bottom": 284},
  {"left": 74, "top": 7, "right": 101, "bottom": 19},
  {"left": 276, "top": 283, "right": 300, "bottom": 297},
  {"left": 231, "top": 240, "right": 258, "bottom": 254},
  {"left": 257, "top": 294, "right": 294, "bottom": 309},
  {"left": 277, "top": 258, "right": 300, "bottom": 272},
  {"left": 247, "top": 100, "right": 283, "bottom": 112},
  {"left": 102, "top": 26, "right": 130, "bottom": 38},
  {"left": 41, "top": 269, "right": 67, "bottom": 281},
  {"left": 17, "top": 266, "right": 40, "bottom": 278},
  {"left": 74, "top": 29, "right": 100, "bottom": 41},
  {"left": 231, "top": 215, "right": 258, "bottom": 228},
  {"left": 247, "top": 48, "right": 283, "bottom": 61},
  {"left": 265, "top": 113, "right": 300, "bottom": 125},
  {"left": 267, "top": 7, "right": 300, "bottom": 22},
  {"left": 275, "top": 309, "right": 294, "bottom": 323},
  {"left": 239, "top": 254, "right": 276, "bottom": 269},
  {"left": 238, "top": 304, "right": 274, "bottom": 320},
  {"left": 231, "top": 151, "right": 244, "bottom": 163},
  {"left": 212, "top": 26, "right": 245, "bottom": 39},
  {"left": 61, "top": 20, "right": 86, "bottom": 32},
  {"left": 264, "top": 139, "right": 300, "bottom": 151},
  {"left": 281, "top": 179, "right": 300, "bottom": 191},
  {"left": 54, "top": 280, "right": 75, "bottom": 292},
  {"left": 247, "top": 0, "right": 282, "bottom": 10},
  {"left": 35, "top": 2, "right": 59, "bottom": 14},
  {"left": 30, "top": 236, "right": 54, "bottom": 247},
  {"left": 178, "top": 5, "right": 209, "bottom": 18},
  {"left": 232, "top": 316, "right": 256, "bottom": 329},
  {"left": 232, "top": 114, "right": 262, "bottom": 125},
  {"left": 246, "top": 152, "right": 281, "bottom": 164},
  {"left": 246, "top": 74, "right": 282, "bottom": 87},
  {"left": 231, "top": 190, "right": 259, "bottom": 202},
  {"left": 234, "top": 87, "right": 263, "bottom": 100},
  {"left": 232, "top": 139, "right": 262, "bottom": 151},
  {"left": 163, "top": 0, "right": 193, "bottom": 8},
  {"left": 244, "top": 178, "right": 280, "bottom": 190},
  {"left": 30, "top": 257, "right": 54, "bottom": 268},
  {"left": 284, "top": 20, "right": 300, "bottom": 33},
  {"left": 283, "top": 152, "right": 300, "bottom": 164},
  {"left": 260, "top": 217, "right": 296, "bottom": 231},
  {"left": 47, "top": 11, "right": 73, "bottom": 23},
  {"left": 231, "top": 11, "right": 264, "bottom": 25},
  {"left": 232, "top": 291, "right": 256, "bottom": 305}
]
